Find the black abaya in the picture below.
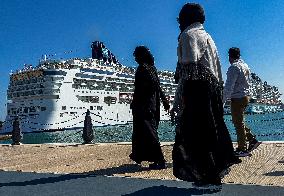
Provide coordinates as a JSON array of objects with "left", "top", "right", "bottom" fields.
[
  {"left": 172, "top": 64, "right": 240, "bottom": 183},
  {"left": 130, "top": 64, "right": 165, "bottom": 163}
]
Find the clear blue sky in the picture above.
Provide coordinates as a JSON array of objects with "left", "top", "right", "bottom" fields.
[{"left": 0, "top": 0, "right": 284, "bottom": 120}]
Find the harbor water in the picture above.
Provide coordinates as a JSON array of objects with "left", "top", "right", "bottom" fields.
[{"left": 1, "top": 111, "right": 283, "bottom": 144}]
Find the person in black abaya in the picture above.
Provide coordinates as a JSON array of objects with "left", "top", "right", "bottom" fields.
[
  {"left": 172, "top": 3, "right": 241, "bottom": 188},
  {"left": 130, "top": 46, "right": 170, "bottom": 170}
]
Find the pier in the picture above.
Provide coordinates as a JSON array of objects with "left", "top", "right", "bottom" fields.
[{"left": 0, "top": 142, "right": 283, "bottom": 187}]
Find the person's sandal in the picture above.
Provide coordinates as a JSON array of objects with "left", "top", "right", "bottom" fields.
[
  {"left": 248, "top": 139, "right": 261, "bottom": 152},
  {"left": 234, "top": 148, "right": 251, "bottom": 157}
]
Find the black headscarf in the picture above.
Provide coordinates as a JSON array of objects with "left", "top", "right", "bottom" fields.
[
  {"left": 133, "top": 46, "right": 154, "bottom": 66},
  {"left": 133, "top": 46, "right": 170, "bottom": 110},
  {"left": 133, "top": 45, "right": 158, "bottom": 87},
  {"left": 178, "top": 3, "right": 205, "bottom": 32}
]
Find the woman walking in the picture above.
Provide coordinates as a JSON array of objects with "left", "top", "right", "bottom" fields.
[
  {"left": 130, "top": 46, "right": 170, "bottom": 169},
  {"left": 172, "top": 3, "right": 240, "bottom": 188}
]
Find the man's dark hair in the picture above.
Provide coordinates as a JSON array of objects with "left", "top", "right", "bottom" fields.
[
  {"left": 133, "top": 46, "right": 154, "bottom": 66},
  {"left": 178, "top": 3, "right": 205, "bottom": 29},
  {"left": 228, "top": 47, "right": 241, "bottom": 60}
]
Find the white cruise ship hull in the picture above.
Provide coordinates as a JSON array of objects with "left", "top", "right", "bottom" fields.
[{"left": 2, "top": 66, "right": 173, "bottom": 133}]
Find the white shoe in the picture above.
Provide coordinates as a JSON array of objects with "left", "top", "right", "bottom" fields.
[{"left": 234, "top": 149, "right": 251, "bottom": 157}]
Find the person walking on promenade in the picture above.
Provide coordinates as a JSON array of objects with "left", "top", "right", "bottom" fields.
[
  {"left": 130, "top": 46, "right": 170, "bottom": 170},
  {"left": 223, "top": 47, "right": 260, "bottom": 157},
  {"left": 171, "top": 3, "right": 241, "bottom": 188}
]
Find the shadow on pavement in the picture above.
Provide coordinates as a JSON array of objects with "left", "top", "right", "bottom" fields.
[
  {"left": 90, "top": 163, "right": 151, "bottom": 175},
  {"left": 87, "top": 162, "right": 172, "bottom": 176},
  {"left": 0, "top": 173, "right": 91, "bottom": 187},
  {"left": 264, "top": 171, "right": 284, "bottom": 176},
  {"left": 122, "top": 185, "right": 221, "bottom": 196},
  {"left": 0, "top": 163, "right": 156, "bottom": 187}
]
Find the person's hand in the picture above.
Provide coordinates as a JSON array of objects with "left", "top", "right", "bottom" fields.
[
  {"left": 170, "top": 109, "right": 177, "bottom": 126},
  {"left": 222, "top": 99, "right": 227, "bottom": 108},
  {"left": 163, "top": 100, "right": 170, "bottom": 114}
]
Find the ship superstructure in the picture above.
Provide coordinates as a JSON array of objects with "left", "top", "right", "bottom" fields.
[
  {"left": 2, "top": 42, "right": 176, "bottom": 133},
  {"left": 224, "top": 72, "right": 283, "bottom": 114},
  {"left": 1, "top": 41, "right": 283, "bottom": 133}
]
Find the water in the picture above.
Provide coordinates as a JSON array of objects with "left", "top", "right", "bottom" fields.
[{"left": 1, "top": 111, "right": 284, "bottom": 144}]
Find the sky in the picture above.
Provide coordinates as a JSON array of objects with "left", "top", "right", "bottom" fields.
[{"left": 0, "top": 0, "right": 284, "bottom": 120}]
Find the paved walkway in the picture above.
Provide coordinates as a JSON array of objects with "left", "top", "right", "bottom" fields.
[
  {"left": 0, "top": 142, "right": 284, "bottom": 187},
  {"left": 1, "top": 171, "right": 284, "bottom": 196}
]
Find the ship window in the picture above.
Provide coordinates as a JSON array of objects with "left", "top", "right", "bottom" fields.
[
  {"left": 24, "top": 107, "right": 29, "bottom": 113},
  {"left": 70, "top": 112, "right": 77, "bottom": 116},
  {"left": 62, "top": 106, "right": 66, "bottom": 110},
  {"left": 90, "top": 106, "right": 93, "bottom": 110},
  {"left": 41, "top": 107, "right": 46, "bottom": 111},
  {"left": 104, "top": 96, "right": 117, "bottom": 104},
  {"left": 17, "top": 108, "right": 21, "bottom": 114},
  {"left": 30, "top": 107, "right": 36, "bottom": 113},
  {"left": 90, "top": 96, "right": 99, "bottom": 103},
  {"left": 43, "top": 70, "right": 67, "bottom": 76}
]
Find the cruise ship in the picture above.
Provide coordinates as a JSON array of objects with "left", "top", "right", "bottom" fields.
[
  {"left": 224, "top": 72, "right": 283, "bottom": 114},
  {"left": 1, "top": 41, "right": 283, "bottom": 133},
  {"left": 1, "top": 41, "right": 176, "bottom": 133}
]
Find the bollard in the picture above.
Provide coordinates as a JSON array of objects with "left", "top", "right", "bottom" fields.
[
  {"left": 12, "top": 116, "right": 22, "bottom": 145},
  {"left": 82, "top": 109, "right": 94, "bottom": 144}
]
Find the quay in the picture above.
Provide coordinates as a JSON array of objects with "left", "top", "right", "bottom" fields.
[
  {"left": 0, "top": 142, "right": 284, "bottom": 185},
  {"left": 0, "top": 142, "right": 284, "bottom": 196}
]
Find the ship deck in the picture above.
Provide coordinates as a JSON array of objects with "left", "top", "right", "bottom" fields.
[{"left": 0, "top": 142, "right": 283, "bottom": 187}]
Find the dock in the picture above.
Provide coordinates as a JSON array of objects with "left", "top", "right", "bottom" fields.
[{"left": 0, "top": 142, "right": 283, "bottom": 187}]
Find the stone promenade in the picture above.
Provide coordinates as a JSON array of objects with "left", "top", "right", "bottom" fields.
[{"left": 0, "top": 142, "right": 283, "bottom": 187}]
